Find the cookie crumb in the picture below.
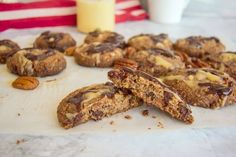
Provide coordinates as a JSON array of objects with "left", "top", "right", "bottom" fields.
[
  {"left": 152, "top": 116, "right": 156, "bottom": 119},
  {"left": 112, "top": 129, "right": 117, "bottom": 132},
  {"left": 124, "top": 115, "right": 132, "bottom": 120},
  {"left": 148, "top": 128, "right": 151, "bottom": 130},
  {"left": 109, "top": 121, "right": 114, "bottom": 125},
  {"left": 16, "top": 139, "right": 25, "bottom": 144},
  {"left": 46, "top": 79, "right": 57, "bottom": 82},
  {"left": 157, "top": 122, "right": 164, "bottom": 128},
  {"left": 17, "top": 113, "right": 21, "bottom": 116},
  {"left": 142, "top": 110, "right": 149, "bottom": 116}
]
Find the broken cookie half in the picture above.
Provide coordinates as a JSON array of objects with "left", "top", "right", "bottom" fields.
[
  {"left": 108, "top": 67, "right": 194, "bottom": 124},
  {"left": 57, "top": 82, "right": 141, "bottom": 129}
]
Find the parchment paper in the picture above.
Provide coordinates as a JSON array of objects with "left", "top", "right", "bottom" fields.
[{"left": 0, "top": 26, "right": 236, "bottom": 135}]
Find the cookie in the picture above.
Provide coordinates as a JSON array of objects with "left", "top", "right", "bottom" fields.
[
  {"left": 12, "top": 76, "right": 39, "bottom": 90},
  {"left": 108, "top": 67, "right": 194, "bottom": 124},
  {"left": 33, "top": 31, "right": 76, "bottom": 52},
  {"left": 84, "top": 30, "right": 126, "bottom": 49},
  {"left": 202, "top": 52, "right": 236, "bottom": 80},
  {"left": 7, "top": 48, "right": 66, "bottom": 77},
  {"left": 126, "top": 48, "right": 185, "bottom": 76},
  {"left": 74, "top": 42, "right": 124, "bottom": 67},
  {"left": 57, "top": 82, "right": 141, "bottom": 129},
  {"left": 0, "top": 39, "right": 20, "bottom": 64},
  {"left": 174, "top": 36, "right": 225, "bottom": 58},
  {"left": 161, "top": 68, "right": 236, "bottom": 109},
  {"left": 127, "top": 33, "right": 173, "bottom": 51}
]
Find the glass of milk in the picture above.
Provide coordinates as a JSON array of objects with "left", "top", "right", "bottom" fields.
[{"left": 77, "top": 0, "right": 115, "bottom": 33}]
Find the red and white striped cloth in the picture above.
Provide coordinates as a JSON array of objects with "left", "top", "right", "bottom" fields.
[{"left": 0, "top": 0, "right": 148, "bottom": 32}]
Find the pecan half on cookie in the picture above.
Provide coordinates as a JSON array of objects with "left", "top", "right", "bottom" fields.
[
  {"left": 57, "top": 82, "right": 141, "bottom": 129},
  {"left": 108, "top": 67, "right": 194, "bottom": 124},
  {"left": 7, "top": 48, "right": 66, "bottom": 77},
  {"left": 161, "top": 68, "right": 236, "bottom": 109}
]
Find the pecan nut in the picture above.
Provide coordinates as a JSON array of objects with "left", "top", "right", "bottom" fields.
[
  {"left": 114, "top": 58, "right": 138, "bottom": 69},
  {"left": 12, "top": 76, "right": 39, "bottom": 90},
  {"left": 64, "top": 46, "right": 76, "bottom": 56}
]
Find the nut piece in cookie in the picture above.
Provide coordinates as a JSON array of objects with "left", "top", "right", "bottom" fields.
[
  {"left": 57, "top": 82, "right": 141, "bottom": 129},
  {"left": 161, "top": 68, "right": 236, "bottom": 109},
  {"left": 12, "top": 76, "right": 39, "bottom": 90},
  {"left": 108, "top": 67, "right": 194, "bottom": 124},
  {"left": 0, "top": 40, "right": 20, "bottom": 64},
  {"left": 84, "top": 30, "right": 126, "bottom": 49},
  {"left": 74, "top": 42, "right": 124, "bottom": 67},
  {"left": 114, "top": 58, "right": 138, "bottom": 70},
  {"left": 128, "top": 34, "right": 173, "bottom": 51},
  {"left": 126, "top": 48, "right": 185, "bottom": 76},
  {"left": 33, "top": 31, "right": 76, "bottom": 52},
  {"left": 7, "top": 48, "right": 66, "bottom": 77},
  {"left": 174, "top": 36, "right": 225, "bottom": 58},
  {"left": 202, "top": 52, "right": 236, "bottom": 80}
]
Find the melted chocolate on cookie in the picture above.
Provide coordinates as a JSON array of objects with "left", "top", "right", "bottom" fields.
[
  {"left": 25, "top": 50, "right": 55, "bottom": 61},
  {"left": 198, "top": 82, "right": 232, "bottom": 96},
  {"left": 148, "top": 48, "right": 174, "bottom": 58},
  {"left": 86, "top": 43, "right": 116, "bottom": 54}
]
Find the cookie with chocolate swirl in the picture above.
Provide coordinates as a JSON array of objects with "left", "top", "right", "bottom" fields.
[
  {"left": 57, "top": 82, "right": 141, "bottom": 129},
  {"left": 174, "top": 36, "right": 225, "bottom": 58},
  {"left": 7, "top": 48, "right": 66, "bottom": 77},
  {"left": 127, "top": 33, "right": 173, "bottom": 51},
  {"left": 126, "top": 47, "right": 185, "bottom": 77},
  {"left": 161, "top": 68, "right": 236, "bottom": 109},
  {"left": 0, "top": 39, "right": 20, "bottom": 64},
  {"left": 33, "top": 31, "right": 76, "bottom": 52},
  {"left": 84, "top": 30, "right": 126, "bottom": 49},
  {"left": 74, "top": 42, "right": 125, "bottom": 67}
]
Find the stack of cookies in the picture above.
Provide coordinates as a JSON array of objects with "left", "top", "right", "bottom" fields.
[{"left": 57, "top": 30, "right": 236, "bottom": 129}]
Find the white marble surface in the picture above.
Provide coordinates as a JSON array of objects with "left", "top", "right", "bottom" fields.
[{"left": 1, "top": 0, "right": 236, "bottom": 157}]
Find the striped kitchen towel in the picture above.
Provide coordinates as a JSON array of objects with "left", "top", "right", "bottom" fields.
[{"left": 0, "top": 0, "right": 148, "bottom": 31}]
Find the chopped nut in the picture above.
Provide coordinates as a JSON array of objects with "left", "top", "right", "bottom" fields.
[
  {"left": 124, "top": 115, "right": 132, "bottom": 120},
  {"left": 16, "top": 139, "right": 25, "bottom": 144},
  {"left": 12, "top": 76, "right": 39, "bottom": 90},
  {"left": 152, "top": 116, "right": 156, "bottom": 119},
  {"left": 148, "top": 128, "right": 151, "bottom": 130},
  {"left": 17, "top": 113, "right": 21, "bottom": 116},
  {"left": 109, "top": 121, "right": 114, "bottom": 125},
  {"left": 142, "top": 109, "right": 149, "bottom": 117},
  {"left": 65, "top": 46, "right": 76, "bottom": 56},
  {"left": 114, "top": 58, "right": 138, "bottom": 70},
  {"left": 46, "top": 79, "right": 57, "bottom": 82},
  {"left": 157, "top": 121, "right": 164, "bottom": 128}
]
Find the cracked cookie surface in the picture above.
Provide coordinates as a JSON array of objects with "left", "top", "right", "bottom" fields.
[{"left": 7, "top": 48, "right": 66, "bottom": 77}]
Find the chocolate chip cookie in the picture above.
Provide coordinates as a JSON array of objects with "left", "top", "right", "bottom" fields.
[
  {"left": 202, "top": 52, "right": 236, "bottom": 80},
  {"left": 174, "top": 36, "right": 225, "bottom": 58},
  {"left": 33, "top": 31, "right": 76, "bottom": 52},
  {"left": 0, "top": 39, "right": 20, "bottom": 64},
  {"left": 108, "top": 67, "right": 194, "bottom": 124},
  {"left": 7, "top": 48, "right": 66, "bottom": 77},
  {"left": 127, "top": 33, "right": 173, "bottom": 51},
  {"left": 57, "top": 82, "right": 141, "bottom": 129},
  {"left": 161, "top": 68, "right": 236, "bottom": 109},
  {"left": 84, "top": 30, "right": 126, "bottom": 49},
  {"left": 74, "top": 42, "right": 124, "bottom": 67},
  {"left": 126, "top": 47, "right": 185, "bottom": 76}
]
